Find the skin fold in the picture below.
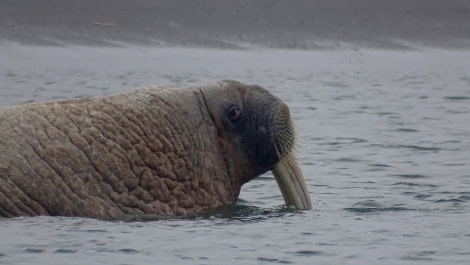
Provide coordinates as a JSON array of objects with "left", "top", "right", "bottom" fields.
[{"left": 0, "top": 80, "right": 311, "bottom": 219}]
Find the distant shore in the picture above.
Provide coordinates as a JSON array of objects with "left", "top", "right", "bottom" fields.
[{"left": 1, "top": 0, "right": 469, "bottom": 49}]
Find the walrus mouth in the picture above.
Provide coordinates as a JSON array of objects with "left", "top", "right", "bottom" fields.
[{"left": 271, "top": 151, "right": 312, "bottom": 210}]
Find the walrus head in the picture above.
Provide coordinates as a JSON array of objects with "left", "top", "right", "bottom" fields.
[{"left": 198, "top": 80, "right": 312, "bottom": 210}]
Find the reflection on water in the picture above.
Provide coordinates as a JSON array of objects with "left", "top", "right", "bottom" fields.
[{"left": 1, "top": 45, "right": 470, "bottom": 264}]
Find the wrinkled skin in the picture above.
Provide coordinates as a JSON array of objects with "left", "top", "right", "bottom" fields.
[{"left": 0, "top": 80, "right": 311, "bottom": 219}]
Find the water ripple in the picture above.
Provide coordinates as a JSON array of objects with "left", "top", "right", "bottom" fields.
[
  {"left": 257, "top": 257, "right": 292, "bottom": 264},
  {"left": 395, "top": 128, "right": 419, "bottom": 132},
  {"left": 291, "top": 250, "right": 326, "bottom": 256},
  {"left": 401, "top": 250, "right": 436, "bottom": 261},
  {"left": 54, "top": 249, "right": 78, "bottom": 254},
  {"left": 444, "top": 96, "right": 470, "bottom": 101},
  {"left": 345, "top": 200, "right": 414, "bottom": 213},
  {"left": 199, "top": 205, "right": 301, "bottom": 223},
  {"left": 22, "top": 248, "right": 45, "bottom": 254},
  {"left": 393, "top": 182, "right": 437, "bottom": 188},
  {"left": 393, "top": 174, "right": 429, "bottom": 179},
  {"left": 395, "top": 145, "right": 441, "bottom": 152}
]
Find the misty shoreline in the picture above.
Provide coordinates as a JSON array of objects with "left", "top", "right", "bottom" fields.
[{"left": 1, "top": 0, "right": 469, "bottom": 49}]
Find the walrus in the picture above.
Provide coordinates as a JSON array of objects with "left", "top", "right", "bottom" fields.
[{"left": 0, "top": 80, "right": 311, "bottom": 219}]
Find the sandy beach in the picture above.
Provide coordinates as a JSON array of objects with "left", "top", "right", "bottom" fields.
[{"left": 1, "top": 0, "right": 469, "bottom": 49}]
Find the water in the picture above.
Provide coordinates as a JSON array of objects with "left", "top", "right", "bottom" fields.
[{"left": 1, "top": 44, "right": 470, "bottom": 264}]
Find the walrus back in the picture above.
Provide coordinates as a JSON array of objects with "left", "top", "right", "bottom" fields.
[{"left": 0, "top": 88, "right": 232, "bottom": 218}]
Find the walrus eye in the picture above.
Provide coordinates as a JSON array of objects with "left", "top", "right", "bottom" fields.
[{"left": 228, "top": 105, "right": 241, "bottom": 123}]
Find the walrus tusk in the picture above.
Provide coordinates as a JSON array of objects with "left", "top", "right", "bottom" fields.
[{"left": 272, "top": 152, "right": 312, "bottom": 210}]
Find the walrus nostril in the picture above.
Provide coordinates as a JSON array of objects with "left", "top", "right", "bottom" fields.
[
  {"left": 275, "top": 103, "right": 291, "bottom": 129},
  {"left": 279, "top": 102, "right": 289, "bottom": 117}
]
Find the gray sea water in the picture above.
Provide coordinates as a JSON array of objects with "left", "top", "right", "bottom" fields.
[{"left": 1, "top": 44, "right": 470, "bottom": 264}]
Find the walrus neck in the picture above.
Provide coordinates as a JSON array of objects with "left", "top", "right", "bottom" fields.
[{"left": 194, "top": 89, "right": 243, "bottom": 203}]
